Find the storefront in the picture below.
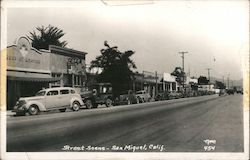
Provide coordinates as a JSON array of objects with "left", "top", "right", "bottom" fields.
[
  {"left": 6, "top": 37, "right": 60, "bottom": 110},
  {"left": 48, "top": 45, "right": 87, "bottom": 91},
  {"left": 6, "top": 37, "right": 88, "bottom": 110},
  {"left": 163, "top": 72, "right": 177, "bottom": 92}
]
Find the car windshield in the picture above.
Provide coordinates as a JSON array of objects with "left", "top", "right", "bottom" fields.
[{"left": 35, "top": 91, "right": 46, "bottom": 96}]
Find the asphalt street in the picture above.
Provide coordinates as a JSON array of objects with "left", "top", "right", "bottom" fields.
[{"left": 7, "top": 94, "right": 244, "bottom": 152}]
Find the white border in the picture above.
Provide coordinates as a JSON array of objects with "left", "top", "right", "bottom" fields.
[{"left": 1, "top": 1, "right": 249, "bottom": 160}]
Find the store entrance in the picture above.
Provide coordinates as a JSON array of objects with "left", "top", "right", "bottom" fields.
[{"left": 7, "top": 80, "right": 48, "bottom": 110}]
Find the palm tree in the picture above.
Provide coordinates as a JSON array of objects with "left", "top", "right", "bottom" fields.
[
  {"left": 27, "top": 25, "right": 67, "bottom": 50},
  {"left": 90, "top": 41, "right": 136, "bottom": 96}
]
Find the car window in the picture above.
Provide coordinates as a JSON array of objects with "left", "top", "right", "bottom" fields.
[
  {"left": 60, "top": 89, "right": 69, "bottom": 95},
  {"left": 47, "top": 90, "right": 59, "bottom": 96},
  {"left": 35, "top": 91, "right": 46, "bottom": 96},
  {"left": 70, "top": 90, "right": 76, "bottom": 94}
]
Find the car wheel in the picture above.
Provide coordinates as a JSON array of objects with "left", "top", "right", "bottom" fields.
[
  {"left": 105, "top": 98, "right": 113, "bottom": 107},
  {"left": 127, "top": 100, "right": 131, "bottom": 105},
  {"left": 28, "top": 105, "right": 39, "bottom": 115},
  {"left": 59, "top": 108, "right": 66, "bottom": 112},
  {"left": 137, "top": 97, "right": 142, "bottom": 103},
  {"left": 72, "top": 101, "right": 80, "bottom": 111},
  {"left": 85, "top": 99, "right": 93, "bottom": 109},
  {"left": 136, "top": 97, "right": 140, "bottom": 104}
]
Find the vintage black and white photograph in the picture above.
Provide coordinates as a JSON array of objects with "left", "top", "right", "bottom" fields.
[{"left": 1, "top": 0, "right": 249, "bottom": 160}]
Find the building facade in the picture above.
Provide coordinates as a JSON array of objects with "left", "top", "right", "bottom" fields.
[{"left": 6, "top": 37, "right": 87, "bottom": 110}]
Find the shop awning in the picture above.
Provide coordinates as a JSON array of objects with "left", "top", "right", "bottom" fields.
[{"left": 7, "top": 71, "right": 61, "bottom": 82}]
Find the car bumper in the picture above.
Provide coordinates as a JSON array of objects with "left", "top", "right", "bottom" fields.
[{"left": 13, "top": 106, "right": 27, "bottom": 115}]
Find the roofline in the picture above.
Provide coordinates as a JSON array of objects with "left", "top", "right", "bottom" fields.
[{"left": 49, "top": 45, "right": 88, "bottom": 58}]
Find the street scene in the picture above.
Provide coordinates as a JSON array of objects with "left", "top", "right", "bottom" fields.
[
  {"left": 2, "top": 0, "right": 248, "bottom": 159},
  {"left": 7, "top": 94, "right": 243, "bottom": 152}
]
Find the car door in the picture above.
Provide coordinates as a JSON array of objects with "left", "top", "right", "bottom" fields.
[
  {"left": 59, "top": 89, "right": 71, "bottom": 107},
  {"left": 45, "top": 90, "right": 60, "bottom": 109}
]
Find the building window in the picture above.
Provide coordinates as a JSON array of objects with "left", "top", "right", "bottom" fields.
[{"left": 51, "top": 73, "right": 61, "bottom": 87}]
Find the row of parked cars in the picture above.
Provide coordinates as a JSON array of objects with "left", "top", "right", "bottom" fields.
[
  {"left": 13, "top": 84, "right": 152, "bottom": 116},
  {"left": 13, "top": 83, "right": 218, "bottom": 116}
]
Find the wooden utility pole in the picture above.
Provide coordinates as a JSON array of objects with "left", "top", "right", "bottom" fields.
[
  {"left": 179, "top": 51, "right": 188, "bottom": 92},
  {"left": 179, "top": 51, "right": 188, "bottom": 72},
  {"left": 206, "top": 68, "right": 211, "bottom": 82}
]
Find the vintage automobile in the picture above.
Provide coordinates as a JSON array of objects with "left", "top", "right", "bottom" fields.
[
  {"left": 226, "top": 89, "right": 235, "bottom": 95},
  {"left": 168, "top": 91, "right": 183, "bottom": 99},
  {"left": 80, "top": 83, "right": 114, "bottom": 109},
  {"left": 135, "top": 90, "right": 151, "bottom": 103},
  {"left": 13, "top": 87, "right": 84, "bottom": 116},
  {"left": 114, "top": 90, "right": 139, "bottom": 105},
  {"left": 155, "top": 91, "right": 169, "bottom": 101}
]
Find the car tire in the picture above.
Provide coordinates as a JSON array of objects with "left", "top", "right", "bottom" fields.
[
  {"left": 59, "top": 108, "right": 66, "bottom": 112},
  {"left": 28, "top": 105, "right": 39, "bottom": 115},
  {"left": 127, "top": 100, "right": 131, "bottom": 105},
  {"left": 72, "top": 101, "right": 80, "bottom": 111},
  {"left": 93, "top": 103, "right": 98, "bottom": 108},
  {"left": 136, "top": 97, "right": 140, "bottom": 104},
  {"left": 105, "top": 98, "right": 113, "bottom": 107},
  {"left": 137, "top": 97, "right": 142, "bottom": 103},
  {"left": 85, "top": 99, "right": 93, "bottom": 109}
]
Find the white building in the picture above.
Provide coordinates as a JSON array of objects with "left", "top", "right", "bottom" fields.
[{"left": 162, "top": 72, "right": 177, "bottom": 92}]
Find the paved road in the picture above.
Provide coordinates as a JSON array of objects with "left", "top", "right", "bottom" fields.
[{"left": 7, "top": 94, "right": 244, "bottom": 152}]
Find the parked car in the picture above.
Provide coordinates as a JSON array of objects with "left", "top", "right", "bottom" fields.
[
  {"left": 13, "top": 87, "right": 84, "bottom": 116},
  {"left": 136, "top": 90, "right": 151, "bottom": 103},
  {"left": 236, "top": 88, "right": 243, "bottom": 94},
  {"left": 227, "top": 89, "right": 235, "bottom": 95},
  {"left": 115, "top": 90, "right": 139, "bottom": 105},
  {"left": 155, "top": 91, "right": 169, "bottom": 101},
  {"left": 80, "top": 83, "right": 114, "bottom": 109},
  {"left": 168, "top": 91, "right": 183, "bottom": 99}
]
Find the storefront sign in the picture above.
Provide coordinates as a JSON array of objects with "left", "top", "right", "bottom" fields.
[{"left": 7, "top": 37, "right": 50, "bottom": 72}]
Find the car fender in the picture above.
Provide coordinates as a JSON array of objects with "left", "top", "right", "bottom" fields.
[
  {"left": 70, "top": 97, "right": 84, "bottom": 107},
  {"left": 26, "top": 101, "right": 46, "bottom": 111}
]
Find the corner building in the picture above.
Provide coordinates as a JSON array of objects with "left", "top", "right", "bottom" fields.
[{"left": 6, "top": 37, "right": 87, "bottom": 110}]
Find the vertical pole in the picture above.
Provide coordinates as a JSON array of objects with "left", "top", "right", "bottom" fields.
[
  {"left": 206, "top": 68, "right": 211, "bottom": 82},
  {"left": 142, "top": 71, "right": 144, "bottom": 90},
  {"left": 155, "top": 71, "right": 158, "bottom": 97},
  {"left": 179, "top": 51, "right": 188, "bottom": 93}
]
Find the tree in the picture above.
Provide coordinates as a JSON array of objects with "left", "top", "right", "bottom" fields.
[
  {"left": 90, "top": 41, "right": 136, "bottom": 97},
  {"left": 215, "top": 81, "right": 226, "bottom": 89},
  {"left": 27, "top": 25, "right": 67, "bottom": 50},
  {"left": 171, "top": 67, "right": 186, "bottom": 85},
  {"left": 198, "top": 76, "right": 209, "bottom": 85}
]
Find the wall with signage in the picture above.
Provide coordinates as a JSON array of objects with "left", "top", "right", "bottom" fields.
[
  {"left": 7, "top": 37, "right": 50, "bottom": 73},
  {"left": 50, "top": 53, "right": 86, "bottom": 75}
]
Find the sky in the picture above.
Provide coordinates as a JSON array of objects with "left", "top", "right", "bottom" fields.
[{"left": 5, "top": 0, "right": 249, "bottom": 80}]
